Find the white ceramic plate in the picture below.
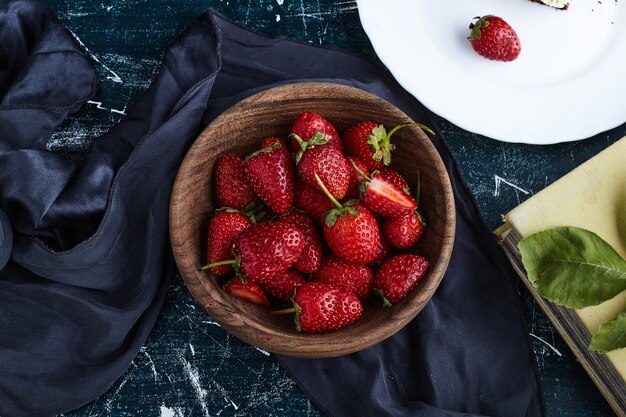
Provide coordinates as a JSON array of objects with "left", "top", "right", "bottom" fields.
[{"left": 357, "top": 0, "right": 626, "bottom": 144}]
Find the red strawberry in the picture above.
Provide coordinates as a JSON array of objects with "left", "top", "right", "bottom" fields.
[
  {"left": 343, "top": 122, "right": 434, "bottom": 170},
  {"left": 294, "top": 180, "right": 335, "bottom": 224},
  {"left": 205, "top": 210, "right": 252, "bottom": 276},
  {"left": 214, "top": 154, "right": 257, "bottom": 210},
  {"left": 234, "top": 222, "right": 304, "bottom": 283},
  {"left": 262, "top": 269, "right": 305, "bottom": 301},
  {"left": 224, "top": 277, "right": 271, "bottom": 307},
  {"left": 345, "top": 157, "right": 369, "bottom": 199},
  {"left": 371, "top": 238, "right": 391, "bottom": 265},
  {"left": 375, "top": 254, "right": 430, "bottom": 306},
  {"left": 277, "top": 210, "right": 322, "bottom": 273},
  {"left": 275, "top": 282, "right": 362, "bottom": 333},
  {"left": 351, "top": 162, "right": 417, "bottom": 217},
  {"left": 468, "top": 16, "right": 521, "bottom": 62},
  {"left": 377, "top": 167, "right": 410, "bottom": 195},
  {"left": 323, "top": 201, "right": 381, "bottom": 265},
  {"left": 383, "top": 211, "right": 426, "bottom": 249},
  {"left": 244, "top": 138, "right": 295, "bottom": 214},
  {"left": 290, "top": 111, "right": 343, "bottom": 153},
  {"left": 296, "top": 142, "right": 351, "bottom": 200},
  {"left": 312, "top": 256, "right": 374, "bottom": 301}
]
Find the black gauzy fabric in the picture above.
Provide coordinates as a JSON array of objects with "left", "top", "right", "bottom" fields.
[{"left": 0, "top": 2, "right": 545, "bottom": 416}]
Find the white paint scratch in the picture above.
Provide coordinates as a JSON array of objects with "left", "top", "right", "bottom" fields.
[
  {"left": 276, "top": 13, "right": 281, "bottom": 22},
  {"left": 276, "top": 0, "right": 284, "bottom": 5},
  {"left": 212, "top": 380, "right": 240, "bottom": 410},
  {"left": 66, "top": 29, "right": 122, "bottom": 83},
  {"left": 255, "top": 347, "right": 271, "bottom": 356},
  {"left": 202, "top": 319, "right": 222, "bottom": 327},
  {"left": 299, "top": 0, "right": 308, "bottom": 30},
  {"left": 143, "top": 350, "right": 158, "bottom": 381},
  {"left": 189, "top": 343, "right": 196, "bottom": 356},
  {"left": 159, "top": 405, "right": 177, "bottom": 417},
  {"left": 493, "top": 175, "right": 530, "bottom": 197},
  {"left": 87, "top": 100, "right": 127, "bottom": 116},
  {"left": 180, "top": 358, "right": 210, "bottom": 417},
  {"left": 529, "top": 333, "right": 563, "bottom": 357}
]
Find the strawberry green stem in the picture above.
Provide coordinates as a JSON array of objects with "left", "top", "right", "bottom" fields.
[
  {"left": 314, "top": 173, "right": 343, "bottom": 209},
  {"left": 348, "top": 159, "right": 371, "bottom": 182},
  {"left": 374, "top": 288, "right": 393, "bottom": 308},
  {"left": 199, "top": 259, "right": 236, "bottom": 270},
  {"left": 271, "top": 307, "right": 297, "bottom": 315}
]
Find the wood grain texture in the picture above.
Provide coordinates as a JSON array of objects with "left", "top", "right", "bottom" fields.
[{"left": 170, "top": 82, "right": 455, "bottom": 357}]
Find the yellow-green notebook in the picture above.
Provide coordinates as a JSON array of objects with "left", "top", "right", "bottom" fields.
[{"left": 495, "top": 137, "right": 626, "bottom": 417}]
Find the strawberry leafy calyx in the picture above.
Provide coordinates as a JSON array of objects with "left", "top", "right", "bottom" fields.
[
  {"left": 244, "top": 141, "right": 282, "bottom": 162},
  {"left": 368, "top": 123, "right": 435, "bottom": 166},
  {"left": 291, "top": 132, "right": 329, "bottom": 164},
  {"left": 325, "top": 203, "right": 359, "bottom": 228},
  {"left": 468, "top": 16, "right": 491, "bottom": 41}
]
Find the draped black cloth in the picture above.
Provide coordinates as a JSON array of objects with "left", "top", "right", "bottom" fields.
[{"left": 0, "top": 2, "right": 545, "bottom": 416}]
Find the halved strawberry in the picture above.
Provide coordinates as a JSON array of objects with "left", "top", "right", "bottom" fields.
[
  {"left": 224, "top": 277, "right": 271, "bottom": 307},
  {"left": 351, "top": 161, "right": 417, "bottom": 217}
]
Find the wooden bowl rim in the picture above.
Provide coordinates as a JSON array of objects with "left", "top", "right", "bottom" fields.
[{"left": 170, "top": 81, "right": 456, "bottom": 357}]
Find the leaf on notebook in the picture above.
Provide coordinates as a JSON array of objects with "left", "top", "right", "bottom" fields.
[
  {"left": 518, "top": 226, "right": 626, "bottom": 309},
  {"left": 589, "top": 312, "right": 626, "bottom": 353}
]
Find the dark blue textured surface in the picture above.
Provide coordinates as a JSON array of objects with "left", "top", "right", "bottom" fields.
[{"left": 33, "top": 1, "right": 621, "bottom": 416}]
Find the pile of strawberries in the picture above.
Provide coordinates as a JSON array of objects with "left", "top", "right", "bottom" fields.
[{"left": 202, "top": 111, "right": 433, "bottom": 334}]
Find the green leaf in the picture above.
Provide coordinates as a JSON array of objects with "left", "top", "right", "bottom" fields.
[
  {"left": 518, "top": 226, "right": 626, "bottom": 308},
  {"left": 589, "top": 312, "right": 626, "bottom": 353}
]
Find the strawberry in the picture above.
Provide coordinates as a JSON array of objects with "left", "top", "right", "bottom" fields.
[
  {"left": 382, "top": 169, "right": 427, "bottom": 248},
  {"left": 377, "top": 167, "right": 410, "bottom": 195},
  {"left": 371, "top": 238, "right": 391, "bottom": 265},
  {"left": 290, "top": 111, "right": 343, "bottom": 153},
  {"left": 314, "top": 173, "right": 381, "bottom": 264},
  {"left": 277, "top": 210, "right": 322, "bottom": 273},
  {"left": 262, "top": 269, "right": 305, "bottom": 301},
  {"left": 468, "top": 16, "right": 521, "bottom": 62},
  {"left": 345, "top": 157, "right": 369, "bottom": 200},
  {"left": 205, "top": 210, "right": 252, "bottom": 276},
  {"left": 375, "top": 254, "right": 430, "bottom": 306},
  {"left": 202, "top": 222, "right": 304, "bottom": 283},
  {"left": 312, "top": 256, "right": 374, "bottom": 301},
  {"left": 383, "top": 211, "right": 426, "bottom": 249},
  {"left": 323, "top": 201, "right": 380, "bottom": 265},
  {"left": 350, "top": 161, "right": 417, "bottom": 217},
  {"left": 224, "top": 277, "right": 271, "bottom": 307},
  {"left": 235, "top": 222, "right": 304, "bottom": 283},
  {"left": 294, "top": 180, "right": 335, "bottom": 224},
  {"left": 244, "top": 138, "right": 295, "bottom": 214},
  {"left": 343, "top": 122, "right": 434, "bottom": 170},
  {"left": 296, "top": 142, "right": 351, "bottom": 200},
  {"left": 274, "top": 282, "right": 362, "bottom": 333},
  {"left": 214, "top": 154, "right": 257, "bottom": 210}
]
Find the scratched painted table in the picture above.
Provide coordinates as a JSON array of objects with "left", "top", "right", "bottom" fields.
[{"left": 38, "top": 1, "right": 623, "bottom": 416}]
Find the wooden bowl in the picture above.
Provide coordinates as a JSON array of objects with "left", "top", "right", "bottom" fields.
[{"left": 170, "top": 82, "right": 455, "bottom": 358}]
